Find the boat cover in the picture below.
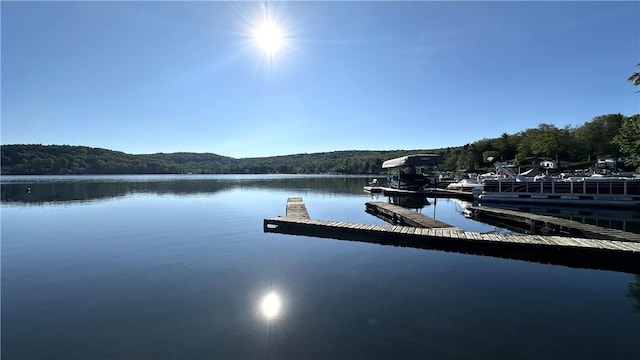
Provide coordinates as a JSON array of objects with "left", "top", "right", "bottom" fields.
[
  {"left": 382, "top": 154, "right": 443, "bottom": 168},
  {"left": 520, "top": 168, "right": 543, "bottom": 177}
]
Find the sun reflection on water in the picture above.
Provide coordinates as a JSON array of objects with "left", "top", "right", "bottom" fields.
[{"left": 260, "top": 291, "right": 282, "bottom": 320}]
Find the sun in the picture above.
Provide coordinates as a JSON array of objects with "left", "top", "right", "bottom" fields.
[
  {"left": 253, "top": 21, "right": 285, "bottom": 55},
  {"left": 238, "top": 2, "right": 294, "bottom": 70}
]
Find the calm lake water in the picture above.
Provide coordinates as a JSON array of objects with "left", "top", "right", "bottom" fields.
[{"left": 2, "top": 175, "right": 639, "bottom": 359}]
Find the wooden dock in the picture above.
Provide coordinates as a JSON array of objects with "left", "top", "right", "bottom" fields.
[
  {"left": 422, "top": 188, "right": 475, "bottom": 200},
  {"left": 365, "top": 201, "right": 459, "bottom": 229},
  {"left": 264, "top": 198, "right": 640, "bottom": 274},
  {"left": 285, "top": 197, "right": 310, "bottom": 219},
  {"left": 363, "top": 186, "right": 474, "bottom": 200},
  {"left": 363, "top": 186, "right": 384, "bottom": 194},
  {"left": 468, "top": 206, "right": 640, "bottom": 242}
]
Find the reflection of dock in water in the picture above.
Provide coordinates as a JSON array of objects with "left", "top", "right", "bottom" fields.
[
  {"left": 467, "top": 206, "right": 640, "bottom": 241},
  {"left": 264, "top": 198, "right": 640, "bottom": 274},
  {"left": 475, "top": 203, "right": 640, "bottom": 234}
]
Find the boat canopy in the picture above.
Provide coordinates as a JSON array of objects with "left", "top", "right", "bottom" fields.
[{"left": 382, "top": 154, "right": 443, "bottom": 169}]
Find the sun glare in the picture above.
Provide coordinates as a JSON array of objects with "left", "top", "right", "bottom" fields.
[
  {"left": 237, "top": 1, "right": 296, "bottom": 72},
  {"left": 260, "top": 292, "right": 282, "bottom": 320},
  {"left": 253, "top": 21, "right": 285, "bottom": 55}
]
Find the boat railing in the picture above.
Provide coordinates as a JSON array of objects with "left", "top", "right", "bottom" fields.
[{"left": 482, "top": 178, "right": 640, "bottom": 196}]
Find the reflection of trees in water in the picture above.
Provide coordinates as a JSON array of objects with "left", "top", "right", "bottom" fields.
[
  {"left": 1, "top": 176, "right": 373, "bottom": 204},
  {"left": 2, "top": 182, "right": 132, "bottom": 204},
  {"left": 629, "top": 275, "right": 640, "bottom": 312}
]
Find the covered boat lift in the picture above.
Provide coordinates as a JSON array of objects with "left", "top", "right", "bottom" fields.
[{"left": 382, "top": 154, "right": 443, "bottom": 191}]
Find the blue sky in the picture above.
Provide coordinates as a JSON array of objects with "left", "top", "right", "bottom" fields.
[{"left": 2, "top": 1, "right": 638, "bottom": 158}]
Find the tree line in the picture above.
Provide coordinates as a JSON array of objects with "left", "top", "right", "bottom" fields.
[
  {"left": 442, "top": 113, "right": 639, "bottom": 172},
  {"left": 1, "top": 113, "right": 639, "bottom": 175}
]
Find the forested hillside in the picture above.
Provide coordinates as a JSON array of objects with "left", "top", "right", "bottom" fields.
[
  {"left": 0, "top": 145, "right": 414, "bottom": 175},
  {"left": 2, "top": 113, "right": 638, "bottom": 175}
]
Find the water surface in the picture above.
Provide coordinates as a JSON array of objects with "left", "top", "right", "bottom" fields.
[{"left": 2, "top": 175, "right": 639, "bottom": 359}]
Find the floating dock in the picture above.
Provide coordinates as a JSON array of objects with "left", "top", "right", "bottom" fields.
[
  {"left": 285, "top": 197, "right": 310, "bottom": 219},
  {"left": 264, "top": 198, "right": 640, "bottom": 274},
  {"left": 365, "top": 201, "right": 459, "bottom": 229},
  {"left": 363, "top": 186, "right": 474, "bottom": 200},
  {"left": 423, "top": 188, "right": 475, "bottom": 200},
  {"left": 468, "top": 206, "right": 640, "bottom": 242}
]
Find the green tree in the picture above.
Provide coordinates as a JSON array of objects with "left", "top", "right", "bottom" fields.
[
  {"left": 531, "top": 124, "right": 559, "bottom": 158},
  {"left": 628, "top": 63, "right": 640, "bottom": 91},
  {"left": 612, "top": 114, "right": 640, "bottom": 170},
  {"left": 493, "top": 133, "right": 517, "bottom": 161},
  {"left": 574, "top": 114, "right": 625, "bottom": 160},
  {"left": 611, "top": 66, "right": 640, "bottom": 169}
]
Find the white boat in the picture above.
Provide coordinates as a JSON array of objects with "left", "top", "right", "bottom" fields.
[
  {"left": 476, "top": 175, "right": 640, "bottom": 208},
  {"left": 446, "top": 178, "right": 483, "bottom": 191}
]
